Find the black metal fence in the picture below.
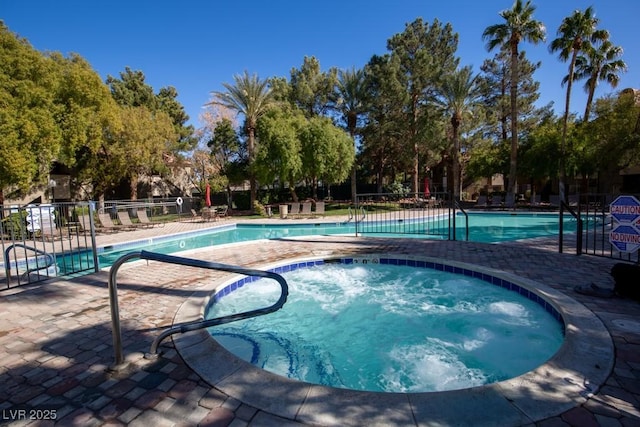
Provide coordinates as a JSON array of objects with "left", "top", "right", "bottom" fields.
[
  {"left": 353, "top": 192, "right": 467, "bottom": 241},
  {"left": 0, "top": 197, "right": 198, "bottom": 290},
  {"left": 560, "top": 193, "right": 640, "bottom": 263},
  {"left": 1, "top": 202, "right": 99, "bottom": 289}
]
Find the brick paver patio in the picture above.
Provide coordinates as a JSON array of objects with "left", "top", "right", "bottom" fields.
[{"left": 1, "top": 218, "right": 639, "bottom": 426}]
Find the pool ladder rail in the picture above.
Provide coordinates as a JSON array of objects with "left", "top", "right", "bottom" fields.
[
  {"left": 4, "top": 243, "right": 57, "bottom": 286},
  {"left": 107, "top": 250, "right": 289, "bottom": 371}
]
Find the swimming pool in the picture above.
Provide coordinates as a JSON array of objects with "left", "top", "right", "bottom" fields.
[
  {"left": 95, "top": 212, "right": 580, "bottom": 267},
  {"left": 205, "top": 256, "right": 564, "bottom": 393}
]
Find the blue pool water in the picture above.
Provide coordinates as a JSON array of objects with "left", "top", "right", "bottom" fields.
[
  {"left": 59, "top": 212, "right": 585, "bottom": 272},
  {"left": 205, "top": 258, "right": 564, "bottom": 393},
  {"left": 52, "top": 213, "right": 576, "bottom": 274}
]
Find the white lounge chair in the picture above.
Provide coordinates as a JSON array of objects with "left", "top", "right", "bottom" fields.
[
  {"left": 300, "top": 202, "right": 312, "bottom": 217},
  {"left": 288, "top": 202, "right": 300, "bottom": 218}
]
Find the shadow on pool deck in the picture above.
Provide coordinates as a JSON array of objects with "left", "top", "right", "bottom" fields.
[{"left": 0, "top": 221, "right": 639, "bottom": 426}]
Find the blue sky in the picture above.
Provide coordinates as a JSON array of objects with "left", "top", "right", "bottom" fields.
[{"left": 3, "top": 0, "right": 639, "bottom": 129}]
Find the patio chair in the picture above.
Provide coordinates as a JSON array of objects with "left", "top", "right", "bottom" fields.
[
  {"left": 504, "top": 194, "right": 515, "bottom": 209},
  {"left": 289, "top": 202, "right": 301, "bottom": 218},
  {"left": 490, "top": 195, "right": 503, "bottom": 208},
  {"left": 137, "top": 209, "right": 164, "bottom": 227},
  {"left": 314, "top": 201, "right": 325, "bottom": 217},
  {"left": 215, "top": 205, "right": 228, "bottom": 218},
  {"left": 97, "top": 213, "right": 132, "bottom": 232},
  {"left": 475, "top": 195, "right": 488, "bottom": 208},
  {"left": 549, "top": 195, "right": 560, "bottom": 208},
  {"left": 117, "top": 210, "right": 150, "bottom": 229},
  {"left": 300, "top": 201, "right": 312, "bottom": 217},
  {"left": 568, "top": 195, "right": 579, "bottom": 207}
]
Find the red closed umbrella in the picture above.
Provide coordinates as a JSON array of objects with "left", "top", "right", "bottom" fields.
[
  {"left": 424, "top": 177, "right": 431, "bottom": 198},
  {"left": 205, "top": 183, "right": 211, "bottom": 207}
]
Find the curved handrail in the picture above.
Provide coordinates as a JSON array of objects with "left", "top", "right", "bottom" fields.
[
  {"left": 4, "top": 243, "right": 56, "bottom": 285},
  {"left": 344, "top": 206, "right": 354, "bottom": 223},
  {"left": 453, "top": 200, "right": 469, "bottom": 241},
  {"left": 356, "top": 206, "right": 366, "bottom": 223},
  {"left": 559, "top": 200, "right": 583, "bottom": 255},
  {"left": 107, "top": 250, "right": 289, "bottom": 369}
]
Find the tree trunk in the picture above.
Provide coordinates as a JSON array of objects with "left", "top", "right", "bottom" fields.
[
  {"left": 130, "top": 174, "right": 138, "bottom": 200},
  {"left": 247, "top": 126, "right": 257, "bottom": 210},
  {"left": 583, "top": 76, "right": 597, "bottom": 122},
  {"left": 451, "top": 114, "right": 461, "bottom": 200},
  {"left": 560, "top": 50, "right": 578, "bottom": 202},
  {"left": 508, "top": 41, "right": 519, "bottom": 200}
]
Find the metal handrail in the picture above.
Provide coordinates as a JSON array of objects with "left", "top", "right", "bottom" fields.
[
  {"left": 559, "top": 200, "right": 583, "bottom": 255},
  {"left": 453, "top": 200, "right": 469, "bottom": 241},
  {"left": 357, "top": 206, "right": 366, "bottom": 223},
  {"left": 108, "top": 250, "right": 289, "bottom": 370},
  {"left": 4, "top": 243, "right": 56, "bottom": 286}
]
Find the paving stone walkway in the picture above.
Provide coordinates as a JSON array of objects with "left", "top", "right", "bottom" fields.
[{"left": 0, "top": 219, "right": 639, "bottom": 426}]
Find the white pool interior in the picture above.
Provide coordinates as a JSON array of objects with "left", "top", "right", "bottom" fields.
[{"left": 205, "top": 257, "right": 564, "bottom": 393}]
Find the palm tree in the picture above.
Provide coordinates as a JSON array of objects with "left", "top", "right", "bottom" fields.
[
  {"left": 482, "top": 0, "right": 545, "bottom": 201},
  {"left": 333, "top": 67, "right": 367, "bottom": 203},
  {"left": 570, "top": 37, "right": 627, "bottom": 121},
  {"left": 209, "top": 71, "right": 275, "bottom": 208},
  {"left": 435, "top": 66, "right": 481, "bottom": 200},
  {"left": 550, "top": 6, "right": 603, "bottom": 199}
]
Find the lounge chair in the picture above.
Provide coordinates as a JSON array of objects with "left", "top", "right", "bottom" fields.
[
  {"left": 117, "top": 210, "right": 150, "bottom": 229},
  {"left": 504, "top": 194, "right": 515, "bottom": 209},
  {"left": 289, "top": 202, "right": 300, "bottom": 218},
  {"left": 490, "top": 195, "right": 503, "bottom": 208},
  {"left": 549, "top": 195, "right": 560, "bottom": 208},
  {"left": 475, "top": 195, "right": 488, "bottom": 208},
  {"left": 568, "top": 195, "right": 579, "bottom": 207},
  {"left": 530, "top": 195, "right": 541, "bottom": 206},
  {"left": 300, "top": 202, "right": 312, "bottom": 217},
  {"left": 215, "top": 205, "right": 228, "bottom": 218},
  {"left": 97, "top": 213, "right": 132, "bottom": 232},
  {"left": 314, "top": 201, "right": 325, "bottom": 217},
  {"left": 137, "top": 209, "right": 163, "bottom": 227}
]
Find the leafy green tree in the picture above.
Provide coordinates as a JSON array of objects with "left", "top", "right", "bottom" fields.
[
  {"left": 289, "top": 56, "right": 337, "bottom": 118},
  {"left": 434, "top": 66, "right": 481, "bottom": 199},
  {"left": 578, "top": 92, "right": 640, "bottom": 191},
  {"left": 156, "top": 86, "right": 196, "bottom": 151},
  {"left": 550, "top": 6, "right": 604, "bottom": 196},
  {"left": 116, "top": 106, "right": 177, "bottom": 199},
  {"left": 299, "top": 116, "right": 355, "bottom": 199},
  {"left": 255, "top": 108, "right": 305, "bottom": 201},
  {"left": 361, "top": 54, "right": 415, "bottom": 192},
  {"left": 387, "top": 18, "right": 459, "bottom": 195},
  {"left": 49, "top": 53, "right": 120, "bottom": 173},
  {"left": 331, "top": 67, "right": 367, "bottom": 202},
  {"left": 571, "top": 36, "right": 627, "bottom": 121},
  {"left": 0, "top": 23, "right": 61, "bottom": 202},
  {"left": 209, "top": 71, "right": 276, "bottom": 208},
  {"left": 483, "top": 0, "right": 545, "bottom": 200},
  {"left": 107, "top": 68, "right": 195, "bottom": 152},
  {"left": 519, "top": 115, "right": 563, "bottom": 187},
  {"left": 107, "top": 67, "right": 157, "bottom": 109},
  {"left": 207, "top": 118, "right": 241, "bottom": 204}
]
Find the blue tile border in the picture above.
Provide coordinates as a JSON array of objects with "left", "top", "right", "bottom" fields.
[{"left": 209, "top": 256, "right": 564, "bottom": 327}]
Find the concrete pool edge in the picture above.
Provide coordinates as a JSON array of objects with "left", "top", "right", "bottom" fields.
[{"left": 172, "top": 254, "right": 614, "bottom": 426}]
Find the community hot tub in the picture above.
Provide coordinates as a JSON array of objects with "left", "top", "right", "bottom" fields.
[{"left": 173, "top": 254, "right": 613, "bottom": 426}]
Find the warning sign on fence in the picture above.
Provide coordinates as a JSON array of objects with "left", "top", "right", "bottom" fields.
[{"left": 609, "top": 195, "right": 640, "bottom": 253}]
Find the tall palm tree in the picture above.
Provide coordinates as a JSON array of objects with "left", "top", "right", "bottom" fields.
[
  {"left": 570, "top": 36, "right": 627, "bottom": 121},
  {"left": 333, "top": 67, "right": 367, "bottom": 203},
  {"left": 482, "top": 0, "right": 545, "bottom": 200},
  {"left": 435, "top": 66, "right": 481, "bottom": 200},
  {"left": 209, "top": 71, "right": 275, "bottom": 208},
  {"left": 550, "top": 6, "right": 603, "bottom": 199}
]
